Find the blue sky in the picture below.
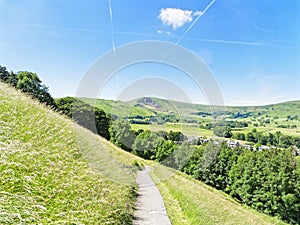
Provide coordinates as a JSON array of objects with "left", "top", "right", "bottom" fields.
[{"left": 0, "top": 0, "right": 299, "bottom": 106}]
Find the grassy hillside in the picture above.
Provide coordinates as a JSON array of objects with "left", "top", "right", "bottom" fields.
[
  {"left": 0, "top": 82, "right": 145, "bottom": 224},
  {"left": 150, "top": 164, "right": 287, "bottom": 225},
  {"left": 82, "top": 98, "right": 157, "bottom": 118},
  {"left": 91, "top": 97, "right": 300, "bottom": 121}
]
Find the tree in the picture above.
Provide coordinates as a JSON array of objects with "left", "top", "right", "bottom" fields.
[
  {"left": 0, "top": 65, "right": 10, "bottom": 82},
  {"left": 132, "top": 130, "right": 164, "bottom": 160},
  {"left": 228, "top": 148, "right": 300, "bottom": 224},
  {"left": 7, "top": 72, "right": 18, "bottom": 87},
  {"left": 181, "top": 145, "right": 205, "bottom": 178},
  {"left": 234, "top": 132, "right": 245, "bottom": 141},
  {"left": 167, "top": 131, "right": 185, "bottom": 142},
  {"left": 56, "top": 97, "right": 111, "bottom": 139},
  {"left": 213, "top": 126, "right": 226, "bottom": 137},
  {"left": 197, "top": 143, "right": 221, "bottom": 186},
  {"left": 156, "top": 140, "right": 177, "bottom": 163},
  {"left": 246, "top": 132, "right": 256, "bottom": 142},
  {"left": 213, "top": 126, "right": 232, "bottom": 138},
  {"left": 224, "top": 127, "right": 233, "bottom": 138},
  {"left": 16, "top": 71, "right": 56, "bottom": 107},
  {"left": 109, "top": 119, "right": 135, "bottom": 151},
  {"left": 173, "top": 142, "right": 196, "bottom": 170}
]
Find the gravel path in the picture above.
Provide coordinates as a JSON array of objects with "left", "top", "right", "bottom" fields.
[{"left": 133, "top": 166, "right": 172, "bottom": 225}]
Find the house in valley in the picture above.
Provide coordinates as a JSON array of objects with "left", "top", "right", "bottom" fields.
[{"left": 226, "top": 140, "right": 240, "bottom": 148}]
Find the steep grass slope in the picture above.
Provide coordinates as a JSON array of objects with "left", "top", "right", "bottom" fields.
[{"left": 0, "top": 82, "right": 145, "bottom": 224}]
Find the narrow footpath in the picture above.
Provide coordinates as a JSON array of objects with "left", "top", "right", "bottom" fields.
[{"left": 133, "top": 166, "right": 172, "bottom": 225}]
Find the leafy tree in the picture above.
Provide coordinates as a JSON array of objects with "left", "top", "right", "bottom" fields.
[
  {"left": 197, "top": 143, "right": 222, "bottom": 187},
  {"left": 132, "top": 130, "right": 164, "bottom": 159},
  {"left": 228, "top": 148, "right": 300, "bottom": 224},
  {"left": 234, "top": 132, "right": 245, "bottom": 141},
  {"left": 156, "top": 130, "right": 168, "bottom": 139},
  {"left": 0, "top": 65, "right": 10, "bottom": 82},
  {"left": 213, "top": 126, "right": 226, "bottom": 137},
  {"left": 246, "top": 132, "right": 256, "bottom": 142},
  {"left": 0, "top": 66, "right": 18, "bottom": 87},
  {"left": 224, "top": 127, "right": 233, "bottom": 138},
  {"left": 1, "top": 66, "right": 56, "bottom": 107},
  {"left": 181, "top": 145, "right": 205, "bottom": 178},
  {"left": 213, "top": 126, "right": 232, "bottom": 138},
  {"left": 16, "top": 71, "right": 56, "bottom": 107},
  {"left": 212, "top": 145, "right": 242, "bottom": 190},
  {"left": 167, "top": 131, "right": 185, "bottom": 142},
  {"left": 156, "top": 140, "right": 177, "bottom": 164},
  {"left": 56, "top": 97, "right": 111, "bottom": 139},
  {"left": 173, "top": 142, "right": 196, "bottom": 170},
  {"left": 7, "top": 72, "right": 18, "bottom": 87},
  {"left": 109, "top": 119, "right": 135, "bottom": 151}
]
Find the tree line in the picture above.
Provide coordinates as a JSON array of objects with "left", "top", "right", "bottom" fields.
[
  {"left": 181, "top": 142, "right": 300, "bottom": 224},
  {"left": 233, "top": 129, "right": 300, "bottom": 148},
  {"left": 211, "top": 123, "right": 300, "bottom": 149},
  {"left": 0, "top": 65, "right": 56, "bottom": 107}
]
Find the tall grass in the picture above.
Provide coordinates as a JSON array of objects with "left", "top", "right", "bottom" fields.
[{"left": 0, "top": 82, "right": 139, "bottom": 224}]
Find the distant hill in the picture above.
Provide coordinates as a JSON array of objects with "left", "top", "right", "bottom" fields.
[
  {"left": 78, "top": 97, "right": 300, "bottom": 137},
  {"left": 85, "top": 97, "right": 300, "bottom": 120}
]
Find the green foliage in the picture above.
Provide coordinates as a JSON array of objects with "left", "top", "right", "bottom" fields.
[
  {"left": 132, "top": 130, "right": 164, "bottom": 159},
  {"left": 175, "top": 139, "right": 299, "bottom": 224},
  {"left": 228, "top": 149, "right": 300, "bottom": 224},
  {"left": 156, "top": 140, "right": 178, "bottom": 168},
  {"left": 196, "top": 143, "right": 243, "bottom": 190},
  {"left": 233, "top": 132, "right": 246, "bottom": 140},
  {"left": 243, "top": 129, "right": 300, "bottom": 148},
  {"left": 55, "top": 97, "right": 111, "bottom": 139},
  {"left": 181, "top": 145, "right": 205, "bottom": 178},
  {"left": 16, "top": 71, "right": 56, "bottom": 107},
  {"left": 109, "top": 119, "right": 135, "bottom": 151},
  {"left": 167, "top": 130, "right": 185, "bottom": 142},
  {"left": 0, "top": 65, "right": 10, "bottom": 81},
  {"left": 213, "top": 126, "right": 225, "bottom": 137},
  {"left": 0, "top": 65, "right": 56, "bottom": 107},
  {"left": 173, "top": 142, "right": 196, "bottom": 170},
  {"left": 0, "top": 65, "right": 18, "bottom": 86},
  {"left": 213, "top": 126, "right": 232, "bottom": 138}
]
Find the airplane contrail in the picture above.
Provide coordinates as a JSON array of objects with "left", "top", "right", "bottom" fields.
[
  {"left": 108, "top": 0, "right": 116, "bottom": 54},
  {"left": 175, "top": 0, "right": 216, "bottom": 46},
  {"left": 146, "top": 0, "right": 217, "bottom": 76},
  {"left": 184, "top": 37, "right": 264, "bottom": 46}
]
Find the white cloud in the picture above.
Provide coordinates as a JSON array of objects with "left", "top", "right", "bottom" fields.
[
  {"left": 193, "top": 11, "right": 203, "bottom": 17},
  {"left": 158, "top": 8, "right": 195, "bottom": 30},
  {"left": 157, "top": 29, "right": 162, "bottom": 34}
]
